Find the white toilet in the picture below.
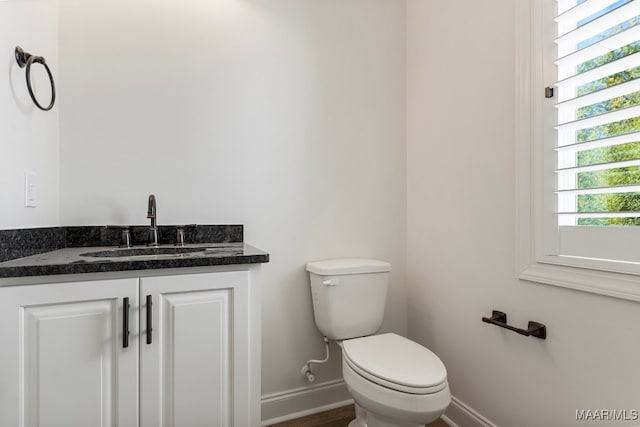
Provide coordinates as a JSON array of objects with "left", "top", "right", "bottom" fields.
[{"left": 306, "top": 258, "right": 450, "bottom": 427}]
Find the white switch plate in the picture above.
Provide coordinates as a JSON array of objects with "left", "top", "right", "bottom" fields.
[{"left": 24, "top": 171, "right": 36, "bottom": 207}]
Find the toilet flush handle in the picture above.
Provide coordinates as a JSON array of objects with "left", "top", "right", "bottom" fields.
[{"left": 323, "top": 278, "right": 339, "bottom": 286}]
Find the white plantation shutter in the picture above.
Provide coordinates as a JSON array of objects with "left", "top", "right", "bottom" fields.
[{"left": 551, "top": 0, "right": 640, "bottom": 263}]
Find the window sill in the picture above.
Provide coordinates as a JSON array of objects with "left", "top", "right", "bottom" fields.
[{"left": 519, "top": 259, "right": 640, "bottom": 302}]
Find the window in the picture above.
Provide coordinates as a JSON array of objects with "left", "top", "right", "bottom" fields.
[
  {"left": 553, "top": 0, "right": 640, "bottom": 262},
  {"left": 517, "top": 0, "right": 640, "bottom": 300}
]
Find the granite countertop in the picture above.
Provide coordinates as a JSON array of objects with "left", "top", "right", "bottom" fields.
[
  {"left": 0, "top": 225, "right": 269, "bottom": 279},
  {"left": 0, "top": 243, "right": 268, "bottom": 278}
]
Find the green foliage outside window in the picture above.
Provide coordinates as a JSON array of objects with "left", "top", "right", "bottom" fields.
[{"left": 574, "top": 30, "right": 640, "bottom": 225}]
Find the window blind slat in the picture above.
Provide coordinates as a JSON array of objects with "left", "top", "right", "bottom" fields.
[
  {"left": 555, "top": 51, "right": 640, "bottom": 93},
  {"left": 555, "top": 131, "right": 640, "bottom": 152},
  {"left": 555, "top": 77, "right": 640, "bottom": 112},
  {"left": 555, "top": 103, "right": 640, "bottom": 132},
  {"left": 555, "top": 1, "right": 640, "bottom": 49},
  {"left": 558, "top": 0, "right": 579, "bottom": 15},
  {"left": 555, "top": 24, "right": 640, "bottom": 74},
  {"left": 556, "top": 184, "right": 640, "bottom": 195},
  {"left": 556, "top": 211, "right": 640, "bottom": 217},
  {"left": 556, "top": 0, "right": 623, "bottom": 28},
  {"left": 555, "top": 158, "right": 640, "bottom": 174}
]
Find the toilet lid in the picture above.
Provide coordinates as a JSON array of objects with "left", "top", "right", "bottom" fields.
[
  {"left": 306, "top": 258, "right": 391, "bottom": 275},
  {"left": 342, "top": 333, "right": 447, "bottom": 394}
]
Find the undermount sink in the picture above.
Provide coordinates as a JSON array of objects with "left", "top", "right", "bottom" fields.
[{"left": 80, "top": 246, "right": 210, "bottom": 258}]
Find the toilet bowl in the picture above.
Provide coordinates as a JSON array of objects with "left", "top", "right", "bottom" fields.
[
  {"left": 339, "top": 333, "right": 450, "bottom": 427},
  {"left": 306, "top": 259, "right": 451, "bottom": 427}
]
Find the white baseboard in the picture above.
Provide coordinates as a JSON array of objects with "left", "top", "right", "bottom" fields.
[
  {"left": 443, "top": 396, "right": 497, "bottom": 427},
  {"left": 261, "top": 379, "right": 353, "bottom": 426},
  {"left": 261, "top": 384, "right": 496, "bottom": 427}
]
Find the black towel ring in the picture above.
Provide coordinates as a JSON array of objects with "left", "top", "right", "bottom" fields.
[{"left": 14, "top": 46, "right": 56, "bottom": 111}]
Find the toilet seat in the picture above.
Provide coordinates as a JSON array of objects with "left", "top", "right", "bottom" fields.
[{"left": 342, "top": 333, "right": 447, "bottom": 395}]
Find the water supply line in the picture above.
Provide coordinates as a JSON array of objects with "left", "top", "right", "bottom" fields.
[{"left": 301, "top": 336, "right": 330, "bottom": 382}]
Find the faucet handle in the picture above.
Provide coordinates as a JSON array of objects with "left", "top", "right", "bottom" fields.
[
  {"left": 175, "top": 227, "right": 185, "bottom": 247},
  {"left": 120, "top": 229, "right": 132, "bottom": 248},
  {"left": 147, "top": 227, "right": 159, "bottom": 247}
]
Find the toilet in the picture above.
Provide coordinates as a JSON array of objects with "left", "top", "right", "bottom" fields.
[{"left": 306, "top": 258, "right": 450, "bottom": 427}]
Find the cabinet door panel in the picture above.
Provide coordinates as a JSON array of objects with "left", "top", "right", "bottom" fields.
[
  {"left": 141, "top": 271, "right": 250, "bottom": 427},
  {"left": 24, "top": 300, "right": 117, "bottom": 427},
  {"left": 0, "top": 279, "right": 139, "bottom": 427},
  {"left": 165, "top": 290, "right": 231, "bottom": 426}
]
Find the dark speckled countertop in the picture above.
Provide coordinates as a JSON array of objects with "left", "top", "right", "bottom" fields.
[{"left": 0, "top": 225, "right": 269, "bottom": 279}]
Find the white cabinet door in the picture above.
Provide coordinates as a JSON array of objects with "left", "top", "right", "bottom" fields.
[
  {"left": 140, "top": 271, "right": 253, "bottom": 427},
  {"left": 0, "top": 278, "right": 139, "bottom": 427}
]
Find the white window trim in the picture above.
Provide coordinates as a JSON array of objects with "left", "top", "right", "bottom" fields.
[{"left": 516, "top": 0, "right": 640, "bottom": 302}]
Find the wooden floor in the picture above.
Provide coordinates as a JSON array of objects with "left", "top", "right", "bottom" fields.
[{"left": 269, "top": 404, "right": 449, "bottom": 427}]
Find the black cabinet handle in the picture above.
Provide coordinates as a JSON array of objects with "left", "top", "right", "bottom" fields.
[
  {"left": 123, "top": 297, "right": 130, "bottom": 348},
  {"left": 146, "top": 294, "right": 153, "bottom": 344}
]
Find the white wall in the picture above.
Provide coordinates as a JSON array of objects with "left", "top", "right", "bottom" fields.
[
  {"left": 58, "top": 0, "right": 406, "bottom": 417},
  {"left": 407, "top": 1, "right": 640, "bottom": 427},
  {"left": 0, "top": 0, "right": 59, "bottom": 228}
]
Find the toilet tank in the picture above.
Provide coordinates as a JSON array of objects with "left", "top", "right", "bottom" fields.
[{"left": 306, "top": 259, "right": 391, "bottom": 340}]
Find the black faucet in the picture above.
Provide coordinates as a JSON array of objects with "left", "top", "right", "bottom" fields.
[{"left": 147, "top": 194, "right": 159, "bottom": 246}]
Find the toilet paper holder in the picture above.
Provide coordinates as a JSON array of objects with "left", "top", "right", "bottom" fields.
[{"left": 482, "top": 310, "right": 546, "bottom": 339}]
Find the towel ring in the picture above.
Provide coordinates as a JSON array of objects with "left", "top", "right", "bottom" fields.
[{"left": 15, "top": 46, "right": 56, "bottom": 111}]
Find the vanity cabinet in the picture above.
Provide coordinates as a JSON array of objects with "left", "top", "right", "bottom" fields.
[{"left": 0, "top": 268, "right": 261, "bottom": 427}]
